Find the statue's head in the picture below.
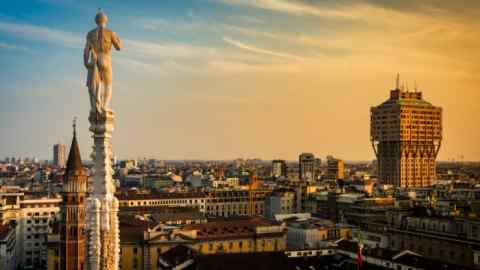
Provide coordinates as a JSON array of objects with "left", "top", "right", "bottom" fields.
[{"left": 95, "top": 9, "right": 108, "bottom": 26}]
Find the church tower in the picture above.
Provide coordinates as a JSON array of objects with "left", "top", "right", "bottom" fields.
[{"left": 60, "top": 120, "right": 87, "bottom": 270}]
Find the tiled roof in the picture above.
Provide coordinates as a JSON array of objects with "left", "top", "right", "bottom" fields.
[
  {"left": 181, "top": 217, "right": 283, "bottom": 240},
  {"left": 117, "top": 192, "right": 206, "bottom": 200}
]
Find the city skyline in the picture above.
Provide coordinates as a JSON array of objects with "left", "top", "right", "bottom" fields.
[{"left": 1, "top": 1, "right": 479, "bottom": 161}]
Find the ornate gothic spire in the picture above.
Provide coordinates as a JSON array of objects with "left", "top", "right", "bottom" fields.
[{"left": 65, "top": 117, "right": 83, "bottom": 176}]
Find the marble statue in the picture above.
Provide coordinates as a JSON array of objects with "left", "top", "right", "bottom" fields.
[
  {"left": 84, "top": 10, "right": 122, "bottom": 116},
  {"left": 84, "top": 10, "right": 121, "bottom": 270}
]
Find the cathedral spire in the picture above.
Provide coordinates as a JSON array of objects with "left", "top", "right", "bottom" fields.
[{"left": 65, "top": 117, "right": 83, "bottom": 176}]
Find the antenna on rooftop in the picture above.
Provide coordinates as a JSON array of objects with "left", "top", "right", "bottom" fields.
[
  {"left": 396, "top": 73, "right": 400, "bottom": 90},
  {"left": 73, "top": 116, "right": 77, "bottom": 137}
]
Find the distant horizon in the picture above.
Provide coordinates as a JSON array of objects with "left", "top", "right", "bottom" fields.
[{"left": 4, "top": 155, "right": 479, "bottom": 164}]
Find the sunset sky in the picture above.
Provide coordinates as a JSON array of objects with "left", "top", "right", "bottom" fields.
[{"left": 0, "top": 0, "right": 479, "bottom": 161}]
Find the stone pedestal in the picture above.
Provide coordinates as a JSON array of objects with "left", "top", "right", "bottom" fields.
[{"left": 86, "top": 110, "right": 119, "bottom": 270}]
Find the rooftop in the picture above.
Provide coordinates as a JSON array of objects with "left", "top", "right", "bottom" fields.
[
  {"left": 180, "top": 216, "right": 284, "bottom": 240},
  {"left": 117, "top": 191, "right": 206, "bottom": 200}
]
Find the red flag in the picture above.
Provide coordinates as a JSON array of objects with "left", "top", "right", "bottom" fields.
[{"left": 357, "top": 243, "right": 363, "bottom": 267}]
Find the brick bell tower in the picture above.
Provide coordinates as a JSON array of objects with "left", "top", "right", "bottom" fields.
[{"left": 60, "top": 119, "right": 87, "bottom": 270}]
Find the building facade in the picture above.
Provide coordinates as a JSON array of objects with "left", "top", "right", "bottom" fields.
[
  {"left": 117, "top": 192, "right": 206, "bottom": 212},
  {"left": 19, "top": 196, "right": 61, "bottom": 269},
  {"left": 299, "top": 153, "right": 316, "bottom": 181},
  {"left": 205, "top": 190, "right": 267, "bottom": 217},
  {"left": 264, "top": 190, "right": 295, "bottom": 219},
  {"left": 326, "top": 156, "right": 345, "bottom": 180},
  {"left": 117, "top": 190, "right": 268, "bottom": 218},
  {"left": 0, "top": 189, "right": 22, "bottom": 224},
  {"left": 371, "top": 78, "right": 442, "bottom": 187},
  {"left": 387, "top": 207, "right": 480, "bottom": 268},
  {"left": 0, "top": 223, "right": 16, "bottom": 270},
  {"left": 286, "top": 218, "right": 352, "bottom": 250},
  {"left": 53, "top": 144, "right": 66, "bottom": 168},
  {"left": 272, "top": 160, "right": 287, "bottom": 179},
  {"left": 118, "top": 216, "right": 286, "bottom": 270}
]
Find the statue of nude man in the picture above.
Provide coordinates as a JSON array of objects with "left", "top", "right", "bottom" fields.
[{"left": 84, "top": 10, "right": 122, "bottom": 116}]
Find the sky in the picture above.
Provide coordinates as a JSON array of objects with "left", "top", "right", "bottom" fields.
[{"left": 0, "top": 0, "right": 479, "bottom": 162}]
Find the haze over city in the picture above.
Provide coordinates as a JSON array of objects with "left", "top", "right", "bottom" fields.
[
  {"left": 1, "top": 0, "right": 479, "bottom": 161},
  {"left": 2, "top": 2, "right": 480, "bottom": 270}
]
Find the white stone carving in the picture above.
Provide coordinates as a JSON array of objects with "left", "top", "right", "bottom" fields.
[{"left": 86, "top": 111, "right": 120, "bottom": 270}]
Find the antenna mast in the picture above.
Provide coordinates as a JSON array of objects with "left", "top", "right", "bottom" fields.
[{"left": 396, "top": 73, "right": 400, "bottom": 90}]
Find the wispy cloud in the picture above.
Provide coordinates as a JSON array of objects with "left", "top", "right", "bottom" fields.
[
  {"left": 0, "top": 21, "right": 82, "bottom": 48},
  {"left": 223, "top": 24, "right": 282, "bottom": 40},
  {"left": 126, "top": 39, "right": 219, "bottom": 60},
  {"left": 0, "top": 20, "right": 217, "bottom": 60},
  {"left": 212, "top": 0, "right": 360, "bottom": 18},
  {"left": 131, "top": 18, "right": 170, "bottom": 31},
  {"left": 223, "top": 37, "right": 303, "bottom": 61},
  {"left": 0, "top": 20, "right": 223, "bottom": 72},
  {"left": 130, "top": 18, "right": 216, "bottom": 32},
  {"left": 229, "top": 15, "right": 265, "bottom": 25}
]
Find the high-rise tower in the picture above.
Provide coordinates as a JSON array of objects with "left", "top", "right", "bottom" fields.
[
  {"left": 299, "top": 153, "right": 316, "bottom": 181},
  {"left": 272, "top": 159, "right": 287, "bottom": 179},
  {"left": 54, "top": 143, "right": 66, "bottom": 168},
  {"left": 60, "top": 121, "right": 87, "bottom": 270},
  {"left": 326, "top": 156, "right": 345, "bottom": 180},
  {"left": 371, "top": 75, "right": 442, "bottom": 187}
]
